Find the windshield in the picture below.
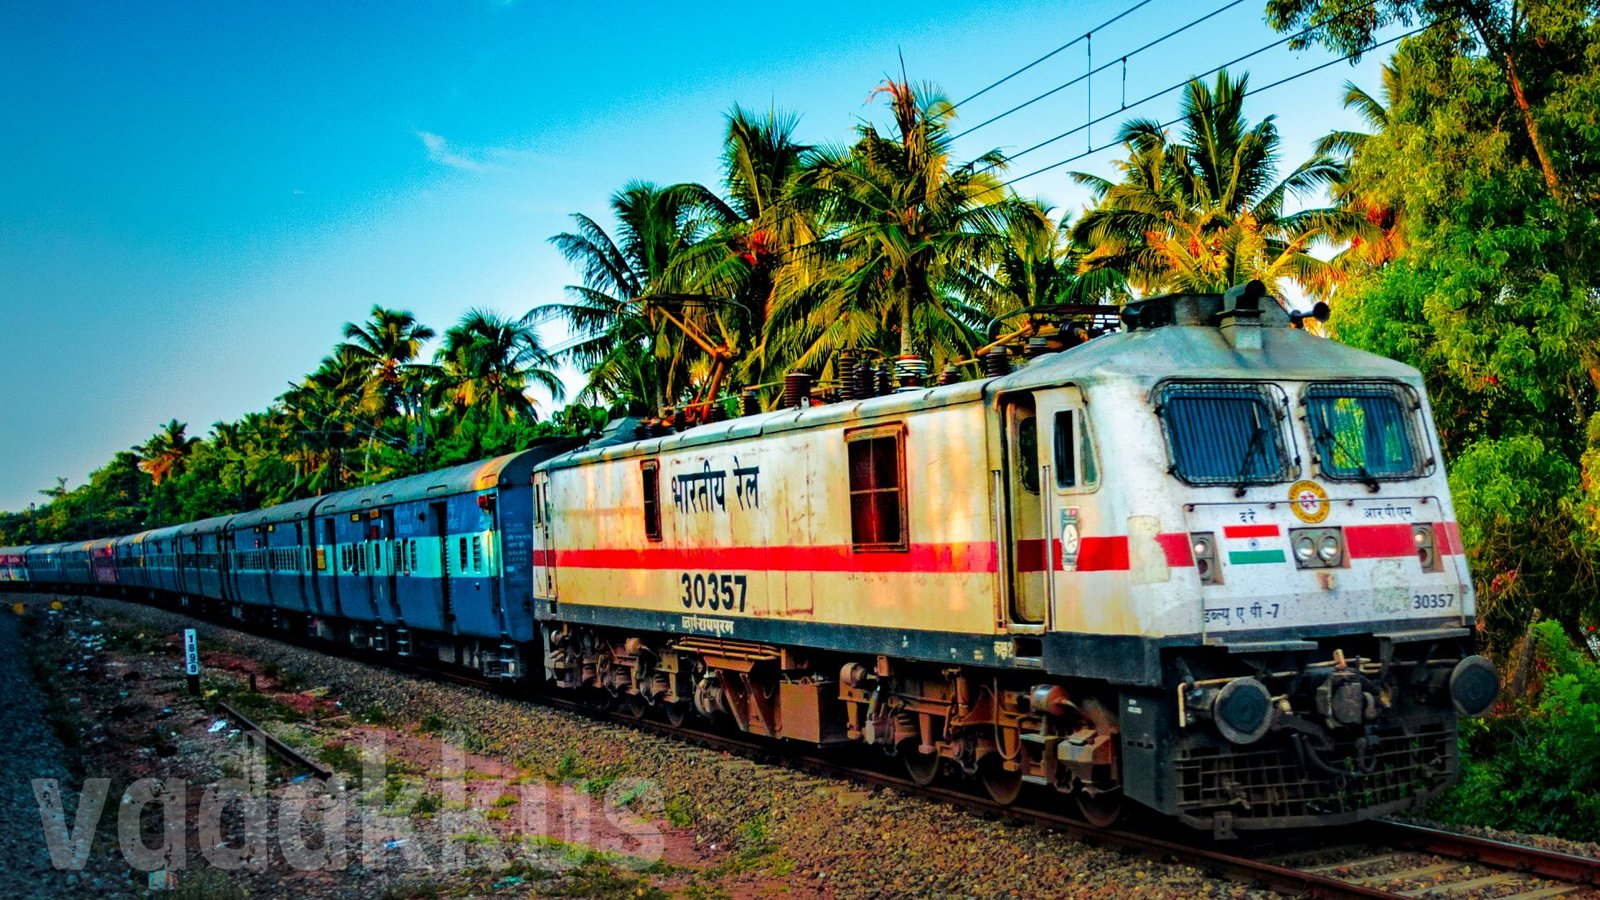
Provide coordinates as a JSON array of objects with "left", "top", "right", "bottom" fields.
[
  {"left": 1158, "top": 383, "right": 1292, "bottom": 485},
  {"left": 1304, "top": 383, "right": 1426, "bottom": 480}
]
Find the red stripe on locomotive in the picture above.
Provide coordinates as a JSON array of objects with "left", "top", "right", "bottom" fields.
[{"left": 1344, "top": 524, "right": 1415, "bottom": 558}]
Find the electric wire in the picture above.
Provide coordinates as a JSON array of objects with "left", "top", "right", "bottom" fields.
[
  {"left": 950, "top": 0, "right": 1251, "bottom": 141},
  {"left": 952, "top": 0, "right": 1161, "bottom": 109},
  {"left": 976, "top": 0, "right": 1393, "bottom": 175},
  {"left": 1000, "top": 23, "right": 1426, "bottom": 187}
]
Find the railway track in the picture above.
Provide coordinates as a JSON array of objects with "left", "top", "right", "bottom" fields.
[
  {"left": 387, "top": 656, "right": 1600, "bottom": 899},
  {"left": 57, "top": 595, "right": 1600, "bottom": 899},
  {"left": 1251, "top": 822, "right": 1600, "bottom": 898}
]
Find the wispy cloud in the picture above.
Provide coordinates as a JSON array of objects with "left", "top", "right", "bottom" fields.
[{"left": 417, "top": 131, "right": 490, "bottom": 171}]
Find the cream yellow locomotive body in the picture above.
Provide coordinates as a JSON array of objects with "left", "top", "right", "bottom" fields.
[{"left": 533, "top": 286, "right": 1497, "bottom": 833}]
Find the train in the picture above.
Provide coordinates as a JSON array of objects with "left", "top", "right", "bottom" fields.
[{"left": 1, "top": 282, "right": 1500, "bottom": 836}]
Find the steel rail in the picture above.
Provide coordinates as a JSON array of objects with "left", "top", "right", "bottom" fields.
[
  {"left": 1367, "top": 819, "right": 1600, "bottom": 888},
  {"left": 215, "top": 699, "right": 333, "bottom": 781},
  {"left": 534, "top": 693, "right": 1392, "bottom": 899}
]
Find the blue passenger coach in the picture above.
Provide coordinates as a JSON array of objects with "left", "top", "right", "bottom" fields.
[
  {"left": 308, "top": 448, "right": 554, "bottom": 669},
  {"left": 7, "top": 442, "right": 571, "bottom": 681}
]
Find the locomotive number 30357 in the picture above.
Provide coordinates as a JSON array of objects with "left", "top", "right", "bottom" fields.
[{"left": 680, "top": 572, "right": 749, "bottom": 612}]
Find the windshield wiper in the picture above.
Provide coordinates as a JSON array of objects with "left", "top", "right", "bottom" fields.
[
  {"left": 1313, "top": 423, "right": 1380, "bottom": 493},
  {"left": 1232, "top": 421, "right": 1270, "bottom": 497}
]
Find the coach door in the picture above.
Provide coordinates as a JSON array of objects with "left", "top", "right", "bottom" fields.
[
  {"left": 319, "top": 517, "right": 341, "bottom": 617},
  {"left": 1002, "top": 395, "right": 1048, "bottom": 627},
  {"left": 430, "top": 501, "right": 454, "bottom": 626},
  {"left": 377, "top": 508, "right": 400, "bottom": 622}
]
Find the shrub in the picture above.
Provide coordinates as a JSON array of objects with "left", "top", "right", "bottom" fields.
[{"left": 1429, "top": 621, "right": 1600, "bottom": 840}]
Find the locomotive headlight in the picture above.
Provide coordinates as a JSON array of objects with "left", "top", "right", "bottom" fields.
[
  {"left": 1413, "top": 524, "right": 1440, "bottom": 572},
  {"left": 1317, "top": 534, "right": 1342, "bottom": 562},
  {"left": 1295, "top": 535, "right": 1316, "bottom": 561},
  {"left": 1291, "top": 527, "right": 1345, "bottom": 569},
  {"left": 1190, "top": 532, "right": 1219, "bottom": 585}
]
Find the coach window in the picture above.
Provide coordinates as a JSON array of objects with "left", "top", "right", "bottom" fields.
[
  {"left": 1053, "top": 410, "right": 1100, "bottom": 490},
  {"left": 642, "top": 460, "right": 663, "bottom": 542},
  {"left": 846, "top": 424, "right": 908, "bottom": 551}
]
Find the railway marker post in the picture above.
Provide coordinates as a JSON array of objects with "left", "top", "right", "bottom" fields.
[{"left": 183, "top": 628, "right": 200, "bottom": 696}]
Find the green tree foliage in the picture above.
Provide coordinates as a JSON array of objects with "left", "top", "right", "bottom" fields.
[
  {"left": 1265, "top": 0, "right": 1582, "bottom": 198},
  {"left": 436, "top": 308, "right": 564, "bottom": 422},
  {"left": 1, "top": 307, "right": 600, "bottom": 543},
  {"left": 775, "top": 81, "right": 1043, "bottom": 372},
  {"left": 542, "top": 182, "right": 725, "bottom": 411},
  {"left": 1324, "top": 28, "right": 1600, "bottom": 648},
  {"left": 1070, "top": 70, "right": 1360, "bottom": 298},
  {"left": 1430, "top": 621, "right": 1600, "bottom": 840}
]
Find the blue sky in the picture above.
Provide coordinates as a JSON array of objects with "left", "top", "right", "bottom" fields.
[{"left": 0, "top": 0, "right": 1395, "bottom": 513}]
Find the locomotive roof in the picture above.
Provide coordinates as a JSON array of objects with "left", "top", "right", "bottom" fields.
[
  {"left": 542, "top": 319, "right": 1421, "bottom": 470},
  {"left": 994, "top": 318, "right": 1421, "bottom": 393}
]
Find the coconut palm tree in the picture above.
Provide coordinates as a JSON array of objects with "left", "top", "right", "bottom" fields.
[
  {"left": 539, "top": 181, "right": 721, "bottom": 410},
  {"left": 338, "top": 306, "right": 439, "bottom": 419},
  {"left": 1070, "top": 70, "right": 1366, "bottom": 299},
  {"left": 770, "top": 80, "right": 1036, "bottom": 374},
  {"left": 1315, "top": 55, "right": 1415, "bottom": 270},
  {"left": 677, "top": 107, "right": 818, "bottom": 388},
  {"left": 437, "top": 309, "right": 564, "bottom": 421},
  {"left": 136, "top": 420, "right": 201, "bottom": 486},
  {"left": 278, "top": 348, "right": 373, "bottom": 494},
  {"left": 955, "top": 208, "right": 1132, "bottom": 312}
]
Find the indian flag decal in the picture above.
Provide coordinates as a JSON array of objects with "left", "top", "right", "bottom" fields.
[{"left": 1222, "top": 524, "right": 1286, "bottom": 565}]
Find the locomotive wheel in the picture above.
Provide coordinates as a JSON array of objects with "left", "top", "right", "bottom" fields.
[
  {"left": 978, "top": 754, "right": 1023, "bottom": 805},
  {"left": 1076, "top": 787, "right": 1123, "bottom": 828},
  {"left": 663, "top": 701, "right": 689, "bottom": 728},
  {"left": 901, "top": 742, "right": 940, "bottom": 787},
  {"left": 622, "top": 694, "right": 648, "bottom": 719}
]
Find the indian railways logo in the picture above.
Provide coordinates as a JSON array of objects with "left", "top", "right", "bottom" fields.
[{"left": 1289, "top": 480, "right": 1330, "bottom": 524}]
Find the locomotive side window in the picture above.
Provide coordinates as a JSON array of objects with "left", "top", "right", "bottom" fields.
[
  {"left": 1053, "top": 410, "right": 1100, "bottom": 489},
  {"left": 1158, "top": 383, "right": 1292, "bottom": 485},
  {"left": 641, "top": 460, "right": 662, "bottom": 542},
  {"left": 845, "top": 424, "right": 907, "bottom": 551},
  {"left": 1304, "top": 383, "right": 1426, "bottom": 480},
  {"left": 1017, "top": 415, "right": 1040, "bottom": 494}
]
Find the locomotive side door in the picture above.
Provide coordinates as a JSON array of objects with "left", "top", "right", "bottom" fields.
[
  {"left": 531, "top": 471, "right": 556, "bottom": 608},
  {"left": 1003, "top": 388, "right": 1098, "bottom": 631},
  {"left": 1039, "top": 388, "right": 1100, "bottom": 629},
  {"left": 1002, "top": 395, "right": 1048, "bottom": 627}
]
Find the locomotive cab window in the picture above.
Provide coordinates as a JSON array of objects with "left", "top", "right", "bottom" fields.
[
  {"left": 1303, "top": 382, "right": 1427, "bottom": 480},
  {"left": 641, "top": 460, "right": 662, "bottom": 542},
  {"left": 1158, "top": 382, "right": 1292, "bottom": 486},
  {"left": 846, "top": 424, "right": 907, "bottom": 551},
  {"left": 1053, "top": 410, "right": 1099, "bottom": 490}
]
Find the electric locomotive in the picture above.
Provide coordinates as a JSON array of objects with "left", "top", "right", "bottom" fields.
[
  {"left": 0, "top": 282, "right": 1499, "bottom": 835},
  {"left": 532, "top": 281, "right": 1498, "bottom": 835}
]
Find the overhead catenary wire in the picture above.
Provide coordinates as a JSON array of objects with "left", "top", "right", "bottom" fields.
[
  {"left": 778, "top": 19, "right": 1431, "bottom": 269},
  {"left": 950, "top": 0, "right": 1252, "bottom": 141},
  {"left": 952, "top": 0, "right": 1161, "bottom": 109},
  {"left": 976, "top": 0, "right": 1395, "bottom": 176},
  {"left": 1000, "top": 23, "right": 1429, "bottom": 188}
]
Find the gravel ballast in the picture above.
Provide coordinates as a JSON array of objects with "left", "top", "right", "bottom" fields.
[
  {"left": 45, "top": 595, "right": 1275, "bottom": 898},
  {"left": 0, "top": 607, "right": 76, "bottom": 897}
]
